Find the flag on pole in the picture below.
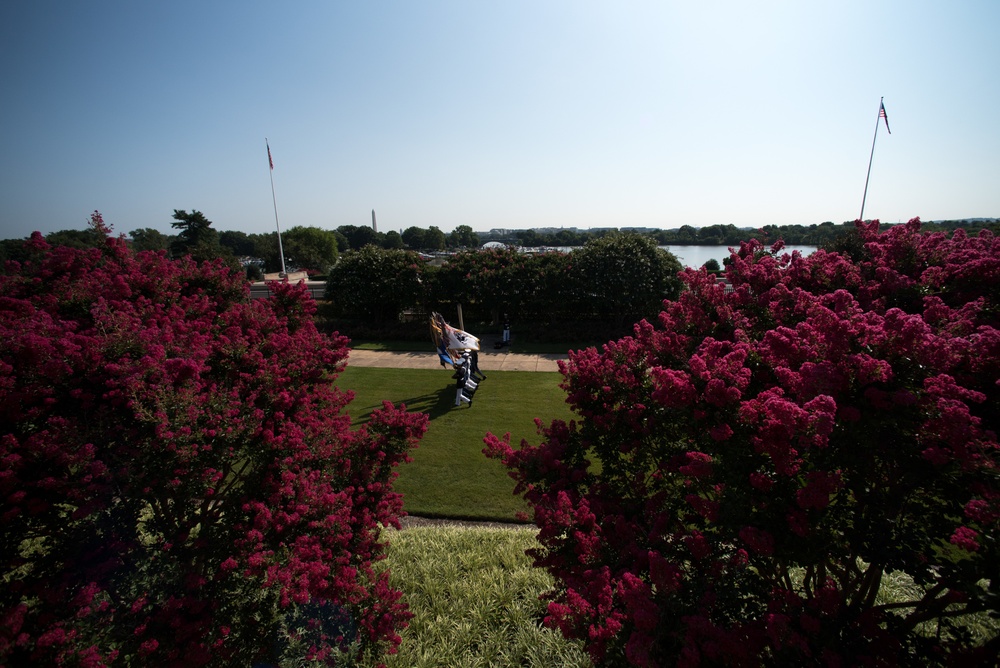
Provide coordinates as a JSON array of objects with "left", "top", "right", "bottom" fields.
[
  {"left": 879, "top": 101, "right": 891, "bottom": 134},
  {"left": 267, "top": 141, "right": 274, "bottom": 170},
  {"left": 430, "top": 312, "right": 480, "bottom": 367}
]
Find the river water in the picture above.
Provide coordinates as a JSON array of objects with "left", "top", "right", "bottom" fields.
[
  {"left": 660, "top": 244, "right": 818, "bottom": 268},
  {"left": 541, "top": 244, "right": 819, "bottom": 268}
]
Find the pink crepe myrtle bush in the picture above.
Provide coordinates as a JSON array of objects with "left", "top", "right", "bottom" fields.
[
  {"left": 1, "top": 229, "right": 427, "bottom": 666},
  {"left": 485, "top": 220, "right": 999, "bottom": 666}
]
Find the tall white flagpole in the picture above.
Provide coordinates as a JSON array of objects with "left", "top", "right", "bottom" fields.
[
  {"left": 859, "top": 97, "right": 890, "bottom": 222},
  {"left": 266, "top": 138, "right": 287, "bottom": 276}
]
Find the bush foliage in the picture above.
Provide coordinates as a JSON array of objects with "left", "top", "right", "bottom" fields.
[
  {"left": 0, "top": 227, "right": 427, "bottom": 666},
  {"left": 325, "top": 246, "right": 426, "bottom": 323},
  {"left": 486, "top": 220, "right": 999, "bottom": 666},
  {"left": 327, "top": 233, "right": 683, "bottom": 339}
]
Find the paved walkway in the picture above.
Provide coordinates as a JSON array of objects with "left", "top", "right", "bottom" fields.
[{"left": 347, "top": 349, "right": 566, "bottom": 372}]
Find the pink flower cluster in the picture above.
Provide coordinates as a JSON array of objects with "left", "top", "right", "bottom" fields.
[
  {"left": 486, "top": 220, "right": 999, "bottom": 666},
  {"left": 1, "top": 227, "right": 427, "bottom": 666}
]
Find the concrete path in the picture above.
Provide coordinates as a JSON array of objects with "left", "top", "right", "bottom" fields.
[{"left": 347, "top": 349, "right": 566, "bottom": 373}]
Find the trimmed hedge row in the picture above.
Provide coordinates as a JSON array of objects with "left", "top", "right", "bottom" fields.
[{"left": 323, "top": 234, "right": 684, "bottom": 341}]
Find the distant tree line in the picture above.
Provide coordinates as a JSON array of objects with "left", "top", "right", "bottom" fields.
[
  {"left": 0, "top": 213, "right": 488, "bottom": 277},
  {"left": 4, "top": 211, "right": 996, "bottom": 282},
  {"left": 483, "top": 219, "right": 1000, "bottom": 248}
]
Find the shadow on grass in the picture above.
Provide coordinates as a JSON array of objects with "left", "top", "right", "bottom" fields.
[
  {"left": 395, "top": 384, "right": 462, "bottom": 420},
  {"left": 353, "top": 384, "right": 461, "bottom": 422}
]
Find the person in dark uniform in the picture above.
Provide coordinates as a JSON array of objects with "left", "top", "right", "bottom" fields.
[
  {"left": 454, "top": 356, "right": 474, "bottom": 407},
  {"left": 469, "top": 349, "right": 486, "bottom": 381}
]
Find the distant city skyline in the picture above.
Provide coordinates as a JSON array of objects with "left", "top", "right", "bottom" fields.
[{"left": 2, "top": 1, "right": 998, "bottom": 239}]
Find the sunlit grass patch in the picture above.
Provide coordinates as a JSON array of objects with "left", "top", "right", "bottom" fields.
[
  {"left": 874, "top": 570, "right": 999, "bottom": 646},
  {"left": 373, "top": 525, "right": 591, "bottom": 668},
  {"left": 783, "top": 563, "right": 999, "bottom": 648}
]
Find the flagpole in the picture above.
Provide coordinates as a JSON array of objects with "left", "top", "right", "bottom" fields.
[
  {"left": 266, "top": 138, "right": 287, "bottom": 276},
  {"left": 859, "top": 97, "right": 884, "bottom": 222}
]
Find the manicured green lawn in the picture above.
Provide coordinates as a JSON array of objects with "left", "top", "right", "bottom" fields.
[{"left": 336, "top": 366, "right": 575, "bottom": 521}]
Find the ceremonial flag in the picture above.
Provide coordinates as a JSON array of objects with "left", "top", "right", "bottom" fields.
[
  {"left": 430, "top": 312, "right": 480, "bottom": 368},
  {"left": 444, "top": 326, "right": 480, "bottom": 352},
  {"left": 879, "top": 101, "right": 891, "bottom": 134}
]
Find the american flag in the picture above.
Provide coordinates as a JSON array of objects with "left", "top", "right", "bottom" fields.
[
  {"left": 267, "top": 141, "right": 274, "bottom": 170},
  {"left": 879, "top": 101, "right": 891, "bottom": 134}
]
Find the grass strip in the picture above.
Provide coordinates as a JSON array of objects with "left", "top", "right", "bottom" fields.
[
  {"left": 372, "top": 526, "right": 591, "bottom": 668},
  {"left": 337, "top": 366, "right": 574, "bottom": 521}
]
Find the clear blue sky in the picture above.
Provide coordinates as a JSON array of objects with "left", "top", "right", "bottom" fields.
[{"left": 2, "top": 0, "right": 998, "bottom": 239}]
